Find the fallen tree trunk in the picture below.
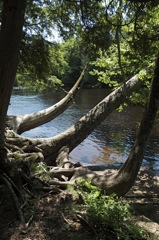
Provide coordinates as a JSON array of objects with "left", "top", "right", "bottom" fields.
[{"left": 6, "top": 64, "right": 88, "bottom": 134}]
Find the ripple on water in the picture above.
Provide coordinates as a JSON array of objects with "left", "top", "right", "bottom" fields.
[{"left": 8, "top": 88, "right": 159, "bottom": 174}]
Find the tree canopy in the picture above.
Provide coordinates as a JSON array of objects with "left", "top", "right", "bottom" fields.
[
  {"left": 0, "top": 0, "right": 159, "bottom": 177},
  {"left": 4, "top": 0, "right": 156, "bottom": 96}
]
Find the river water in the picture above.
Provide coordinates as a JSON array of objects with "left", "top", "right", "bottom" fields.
[{"left": 8, "top": 88, "right": 159, "bottom": 174}]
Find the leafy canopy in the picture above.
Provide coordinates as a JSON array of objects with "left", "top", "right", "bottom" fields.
[
  {"left": 1, "top": 0, "right": 158, "bottom": 93},
  {"left": 90, "top": 0, "right": 159, "bottom": 104}
]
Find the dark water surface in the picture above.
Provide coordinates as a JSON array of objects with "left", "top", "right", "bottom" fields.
[{"left": 8, "top": 88, "right": 159, "bottom": 174}]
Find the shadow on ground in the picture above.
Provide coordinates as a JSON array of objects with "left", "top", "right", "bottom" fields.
[{"left": 0, "top": 168, "right": 158, "bottom": 240}]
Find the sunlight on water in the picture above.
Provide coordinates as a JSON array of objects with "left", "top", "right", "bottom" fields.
[{"left": 8, "top": 88, "right": 159, "bottom": 173}]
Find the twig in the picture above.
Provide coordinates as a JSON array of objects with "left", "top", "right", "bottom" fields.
[
  {"left": 25, "top": 214, "right": 34, "bottom": 228},
  {"left": 61, "top": 212, "right": 72, "bottom": 225}
]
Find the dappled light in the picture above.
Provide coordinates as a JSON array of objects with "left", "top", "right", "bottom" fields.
[{"left": 0, "top": 0, "right": 159, "bottom": 239}]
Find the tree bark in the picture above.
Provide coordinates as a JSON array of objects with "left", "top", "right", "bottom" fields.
[
  {"left": 6, "top": 70, "right": 143, "bottom": 165},
  {"left": 90, "top": 53, "right": 159, "bottom": 196},
  {"left": 41, "top": 57, "right": 159, "bottom": 197},
  {"left": 6, "top": 64, "right": 157, "bottom": 197},
  {"left": 6, "top": 64, "right": 88, "bottom": 134},
  {"left": 0, "top": 0, "right": 26, "bottom": 166}
]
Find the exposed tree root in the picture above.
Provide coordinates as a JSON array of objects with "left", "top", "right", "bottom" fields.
[
  {"left": 1, "top": 59, "right": 158, "bottom": 225},
  {"left": 1, "top": 172, "right": 25, "bottom": 223}
]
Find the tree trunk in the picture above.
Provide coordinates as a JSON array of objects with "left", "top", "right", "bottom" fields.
[
  {"left": 41, "top": 58, "right": 159, "bottom": 197},
  {"left": 0, "top": 0, "right": 26, "bottom": 167},
  {"left": 0, "top": 0, "right": 26, "bottom": 134},
  {"left": 90, "top": 53, "right": 159, "bottom": 196},
  {"left": 6, "top": 64, "right": 157, "bottom": 197},
  {"left": 6, "top": 70, "right": 143, "bottom": 165},
  {"left": 6, "top": 64, "right": 88, "bottom": 134}
]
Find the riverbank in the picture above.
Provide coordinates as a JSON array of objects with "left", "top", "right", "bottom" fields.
[
  {"left": 126, "top": 168, "right": 159, "bottom": 239},
  {"left": 0, "top": 168, "right": 158, "bottom": 240}
]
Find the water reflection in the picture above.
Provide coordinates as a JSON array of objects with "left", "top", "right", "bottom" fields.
[{"left": 8, "top": 88, "right": 159, "bottom": 174}]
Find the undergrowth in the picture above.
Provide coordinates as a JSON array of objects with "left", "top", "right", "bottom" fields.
[{"left": 74, "top": 178, "right": 152, "bottom": 240}]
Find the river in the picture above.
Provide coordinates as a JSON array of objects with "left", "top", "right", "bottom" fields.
[{"left": 8, "top": 88, "right": 159, "bottom": 174}]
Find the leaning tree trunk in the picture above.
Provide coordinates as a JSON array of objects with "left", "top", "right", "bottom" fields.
[
  {"left": 0, "top": 0, "right": 26, "bottom": 167},
  {"left": 111, "top": 53, "right": 159, "bottom": 195},
  {"left": 88, "top": 53, "right": 159, "bottom": 196},
  {"left": 6, "top": 69, "right": 144, "bottom": 165},
  {"left": 29, "top": 71, "right": 143, "bottom": 163},
  {"left": 6, "top": 64, "right": 157, "bottom": 197},
  {"left": 40, "top": 57, "right": 159, "bottom": 197},
  {"left": 6, "top": 64, "right": 88, "bottom": 134}
]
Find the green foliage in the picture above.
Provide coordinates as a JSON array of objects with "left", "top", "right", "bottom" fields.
[
  {"left": 117, "top": 102, "right": 128, "bottom": 112},
  {"left": 16, "top": 39, "right": 65, "bottom": 91},
  {"left": 12, "top": 0, "right": 159, "bottom": 96},
  {"left": 63, "top": 37, "right": 97, "bottom": 84},
  {"left": 60, "top": 38, "right": 84, "bottom": 85},
  {"left": 89, "top": 2, "right": 159, "bottom": 104},
  {"left": 54, "top": 1, "right": 111, "bottom": 53},
  {"left": 15, "top": 1, "right": 111, "bottom": 90},
  {"left": 76, "top": 179, "right": 151, "bottom": 240},
  {"left": 90, "top": 37, "right": 154, "bottom": 91},
  {"left": 90, "top": 47, "right": 123, "bottom": 89},
  {"left": 30, "top": 162, "right": 51, "bottom": 181}
]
